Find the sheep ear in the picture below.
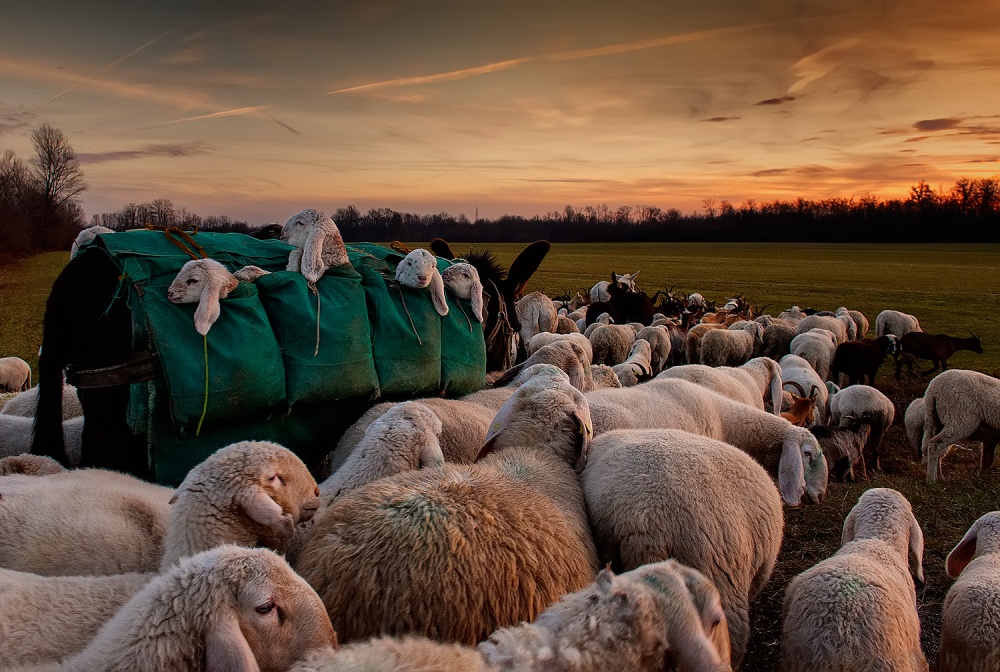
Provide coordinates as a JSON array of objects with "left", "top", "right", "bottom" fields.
[
  {"left": 769, "top": 365, "right": 783, "bottom": 417},
  {"left": 946, "top": 521, "right": 980, "bottom": 579},
  {"left": 419, "top": 438, "right": 445, "bottom": 469},
  {"left": 595, "top": 568, "right": 615, "bottom": 592},
  {"left": 169, "top": 492, "right": 179, "bottom": 505},
  {"left": 205, "top": 608, "right": 260, "bottom": 672},
  {"left": 301, "top": 229, "right": 327, "bottom": 283},
  {"left": 470, "top": 278, "right": 484, "bottom": 322},
  {"left": 842, "top": 509, "right": 858, "bottom": 546},
  {"left": 777, "top": 439, "right": 805, "bottom": 506},
  {"left": 237, "top": 485, "right": 294, "bottom": 539},
  {"left": 194, "top": 282, "right": 223, "bottom": 336},
  {"left": 571, "top": 399, "right": 594, "bottom": 471},
  {"left": 909, "top": 512, "right": 925, "bottom": 583},
  {"left": 477, "top": 391, "right": 521, "bottom": 460},
  {"left": 429, "top": 269, "right": 449, "bottom": 316}
]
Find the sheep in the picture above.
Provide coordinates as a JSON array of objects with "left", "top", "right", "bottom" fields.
[
  {"left": 281, "top": 208, "right": 350, "bottom": 284},
  {"left": 395, "top": 248, "right": 449, "bottom": 317},
  {"left": 441, "top": 262, "right": 484, "bottom": 322},
  {"left": 0, "top": 357, "right": 31, "bottom": 393},
  {"left": 635, "top": 325, "right": 672, "bottom": 374},
  {"left": 295, "top": 372, "right": 600, "bottom": 645},
  {"left": 778, "top": 306, "right": 806, "bottom": 324},
  {"left": 790, "top": 328, "right": 838, "bottom": 381},
  {"left": 553, "top": 315, "right": 578, "bottom": 333},
  {"left": 318, "top": 401, "right": 445, "bottom": 505},
  {"left": 459, "top": 385, "right": 517, "bottom": 411},
  {"left": 699, "top": 322, "right": 763, "bottom": 367},
  {"left": 0, "top": 568, "right": 154, "bottom": 667},
  {"left": 526, "top": 331, "right": 593, "bottom": 363},
  {"left": 761, "top": 322, "right": 795, "bottom": 361},
  {"left": 876, "top": 309, "right": 922, "bottom": 339},
  {"left": 830, "top": 335, "right": 900, "bottom": 387},
  {"left": 612, "top": 338, "right": 652, "bottom": 387},
  {"left": 291, "top": 560, "right": 730, "bottom": 672},
  {"left": 780, "top": 488, "right": 926, "bottom": 672},
  {"left": 0, "top": 454, "right": 66, "bottom": 476},
  {"left": 589, "top": 323, "right": 636, "bottom": 366},
  {"left": 591, "top": 364, "right": 622, "bottom": 389},
  {"left": 828, "top": 384, "right": 895, "bottom": 471},
  {"left": 0, "top": 383, "right": 82, "bottom": 420},
  {"left": 836, "top": 306, "right": 869, "bottom": 339},
  {"left": 794, "top": 314, "right": 849, "bottom": 345},
  {"left": 685, "top": 322, "right": 726, "bottom": 365},
  {"left": 514, "top": 291, "right": 558, "bottom": 344},
  {"left": 780, "top": 354, "right": 829, "bottom": 424},
  {"left": 809, "top": 420, "right": 871, "bottom": 481},
  {"left": 493, "top": 340, "right": 594, "bottom": 392},
  {"left": 69, "top": 224, "right": 114, "bottom": 259},
  {"left": 581, "top": 428, "right": 782, "bottom": 666},
  {"left": 16, "top": 545, "right": 338, "bottom": 671},
  {"left": 895, "top": 331, "right": 983, "bottom": 378},
  {"left": 1, "top": 415, "right": 82, "bottom": 465},
  {"left": 590, "top": 271, "right": 639, "bottom": 302},
  {"left": 166, "top": 258, "right": 239, "bottom": 336},
  {"left": 921, "top": 368, "right": 1000, "bottom": 482},
  {"left": 586, "top": 377, "right": 828, "bottom": 506},
  {"left": 905, "top": 397, "right": 925, "bottom": 457},
  {"left": 658, "top": 357, "right": 784, "bottom": 417},
  {"left": 938, "top": 511, "right": 1000, "bottom": 672}
]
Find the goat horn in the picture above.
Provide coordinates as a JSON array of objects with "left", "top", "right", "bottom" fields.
[
  {"left": 809, "top": 384, "right": 821, "bottom": 400},
  {"left": 783, "top": 381, "right": 807, "bottom": 396}
]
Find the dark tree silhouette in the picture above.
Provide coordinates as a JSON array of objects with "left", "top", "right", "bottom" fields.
[{"left": 29, "top": 124, "right": 87, "bottom": 249}]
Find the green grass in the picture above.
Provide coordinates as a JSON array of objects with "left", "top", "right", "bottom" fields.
[{"left": 0, "top": 251, "right": 67, "bottom": 382}]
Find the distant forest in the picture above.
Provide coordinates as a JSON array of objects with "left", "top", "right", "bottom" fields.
[{"left": 90, "top": 177, "right": 1000, "bottom": 244}]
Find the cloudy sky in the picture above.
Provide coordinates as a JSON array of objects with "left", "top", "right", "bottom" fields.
[{"left": 1, "top": 0, "right": 998, "bottom": 223}]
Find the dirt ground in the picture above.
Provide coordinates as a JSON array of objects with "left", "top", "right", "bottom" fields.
[{"left": 740, "top": 370, "right": 998, "bottom": 671}]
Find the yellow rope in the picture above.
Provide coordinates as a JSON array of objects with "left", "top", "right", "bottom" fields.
[{"left": 196, "top": 334, "right": 209, "bottom": 436}]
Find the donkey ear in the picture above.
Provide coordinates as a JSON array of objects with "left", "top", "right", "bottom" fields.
[
  {"left": 429, "top": 238, "right": 456, "bottom": 260},
  {"left": 505, "top": 240, "right": 550, "bottom": 297}
]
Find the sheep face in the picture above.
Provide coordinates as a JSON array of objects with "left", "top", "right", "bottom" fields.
[
  {"left": 280, "top": 208, "right": 331, "bottom": 249},
  {"left": 245, "top": 444, "right": 322, "bottom": 531},
  {"left": 208, "top": 548, "right": 337, "bottom": 670},
  {"left": 167, "top": 258, "right": 239, "bottom": 336},
  {"left": 441, "top": 262, "right": 484, "bottom": 322},
  {"left": 396, "top": 249, "right": 448, "bottom": 316}
]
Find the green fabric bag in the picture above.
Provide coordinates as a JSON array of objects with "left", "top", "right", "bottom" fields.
[
  {"left": 254, "top": 269, "right": 379, "bottom": 407},
  {"left": 439, "top": 294, "right": 486, "bottom": 395}
]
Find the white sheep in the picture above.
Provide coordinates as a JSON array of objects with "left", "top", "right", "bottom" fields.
[
  {"left": 612, "top": 338, "right": 652, "bottom": 387},
  {"left": 780, "top": 354, "right": 829, "bottom": 424},
  {"left": 24, "top": 545, "right": 337, "bottom": 671},
  {"left": 0, "top": 383, "right": 82, "bottom": 420},
  {"left": 700, "top": 322, "right": 764, "bottom": 367},
  {"left": 281, "top": 208, "right": 350, "bottom": 283},
  {"left": 685, "top": 322, "right": 726, "bottom": 365},
  {"left": 905, "top": 397, "right": 925, "bottom": 457},
  {"left": 0, "top": 454, "right": 66, "bottom": 476},
  {"left": 0, "top": 357, "right": 31, "bottom": 393},
  {"left": 318, "top": 401, "right": 444, "bottom": 505},
  {"left": 589, "top": 323, "right": 636, "bottom": 366},
  {"left": 515, "top": 291, "right": 558, "bottom": 344},
  {"left": 590, "top": 271, "right": 639, "bottom": 302},
  {"left": 921, "top": 368, "right": 1000, "bottom": 482},
  {"left": 586, "top": 377, "right": 828, "bottom": 506},
  {"left": 69, "top": 225, "right": 113, "bottom": 259},
  {"left": 794, "top": 313, "right": 849, "bottom": 344},
  {"left": 582, "top": 428, "right": 782, "bottom": 667},
  {"left": 526, "top": 332, "right": 593, "bottom": 363},
  {"left": 166, "top": 258, "right": 239, "bottom": 335},
  {"left": 827, "top": 383, "right": 895, "bottom": 471},
  {"left": 554, "top": 315, "right": 579, "bottom": 333},
  {"left": 657, "top": 357, "right": 784, "bottom": 417},
  {"left": 494, "top": 340, "right": 594, "bottom": 392},
  {"left": 780, "top": 488, "right": 926, "bottom": 672},
  {"left": 876, "top": 309, "right": 922, "bottom": 338},
  {"left": 837, "top": 306, "right": 869, "bottom": 339},
  {"left": 687, "top": 292, "right": 706, "bottom": 309},
  {"left": 1, "top": 415, "right": 82, "bottom": 465},
  {"left": 395, "top": 248, "right": 448, "bottom": 316},
  {"left": 778, "top": 306, "right": 806, "bottom": 324},
  {"left": 636, "top": 325, "right": 672, "bottom": 374},
  {"left": 441, "top": 262, "right": 484, "bottom": 322},
  {"left": 938, "top": 511, "right": 1000, "bottom": 672},
  {"left": 296, "top": 372, "right": 600, "bottom": 645},
  {"left": 790, "top": 328, "right": 838, "bottom": 381}
]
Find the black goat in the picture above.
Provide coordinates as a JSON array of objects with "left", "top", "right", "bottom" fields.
[
  {"left": 830, "top": 335, "right": 900, "bottom": 386},
  {"left": 586, "top": 273, "right": 655, "bottom": 326},
  {"left": 895, "top": 332, "right": 983, "bottom": 378}
]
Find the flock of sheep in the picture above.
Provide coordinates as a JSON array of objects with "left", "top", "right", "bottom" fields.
[{"left": 0, "top": 210, "right": 998, "bottom": 671}]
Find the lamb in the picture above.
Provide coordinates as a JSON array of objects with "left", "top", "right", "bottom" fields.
[
  {"left": 658, "top": 357, "right": 784, "bottom": 417},
  {"left": 827, "top": 384, "right": 895, "bottom": 471},
  {"left": 905, "top": 397, "right": 925, "bottom": 457},
  {"left": 581, "top": 428, "right": 782, "bottom": 666},
  {"left": 13, "top": 545, "right": 337, "bottom": 672},
  {"left": 0, "top": 357, "right": 31, "bottom": 393},
  {"left": 395, "top": 248, "right": 449, "bottom": 317},
  {"left": 938, "top": 511, "right": 1000, "bottom": 672},
  {"left": 69, "top": 224, "right": 113, "bottom": 259},
  {"left": 0, "top": 383, "right": 82, "bottom": 420},
  {"left": 780, "top": 354, "right": 829, "bottom": 424},
  {"left": 281, "top": 208, "right": 350, "bottom": 283},
  {"left": 166, "top": 258, "right": 239, "bottom": 335},
  {"left": 295, "top": 372, "right": 600, "bottom": 645},
  {"left": 291, "top": 560, "right": 731, "bottom": 672},
  {"left": 635, "top": 325, "right": 672, "bottom": 374},
  {"left": 780, "top": 488, "right": 926, "bottom": 672},
  {"left": 586, "top": 377, "right": 828, "bottom": 506},
  {"left": 809, "top": 420, "right": 871, "bottom": 481},
  {"left": 589, "top": 323, "right": 636, "bottom": 366},
  {"left": 700, "top": 322, "right": 764, "bottom": 367},
  {"left": 441, "top": 262, "right": 484, "bottom": 322},
  {"left": 1, "top": 415, "right": 82, "bottom": 465},
  {"left": 761, "top": 322, "right": 795, "bottom": 361},
  {"left": 790, "top": 328, "right": 838, "bottom": 381},
  {"left": 876, "top": 309, "right": 922, "bottom": 339},
  {"left": 794, "top": 314, "right": 849, "bottom": 344},
  {"left": 318, "top": 401, "right": 445, "bottom": 505},
  {"left": 921, "top": 368, "right": 1000, "bottom": 482},
  {"left": 612, "top": 338, "right": 652, "bottom": 387},
  {"left": 515, "top": 291, "right": 558, "bottom": 344},
  {"left": 493, "top": 340, "right": 594, "bottom": 392}
]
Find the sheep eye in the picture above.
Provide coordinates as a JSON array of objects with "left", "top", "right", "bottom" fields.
[
  {"left": 268, "top": 473, "right": 285, "bottom": 486},
  {"left": 186, "top": 278, "right": 198, "bottom": 286},
  {"left": 255, "top": 599, "right": 275, "bottom": 615}
]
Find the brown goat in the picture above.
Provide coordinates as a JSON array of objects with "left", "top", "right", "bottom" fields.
[
  {"left": 781, "top": 393, "right": 817, "bottom": 427},
  {"left": 895, "top": 332, "right": 983, "bottom": 378}
]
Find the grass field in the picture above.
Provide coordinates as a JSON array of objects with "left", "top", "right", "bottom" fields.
[{"left": 2, "top": 243, "right": 999, "bottom": 670}]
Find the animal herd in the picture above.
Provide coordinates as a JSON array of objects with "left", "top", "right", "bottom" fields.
[{"left": 0, "top": 216, "right": 997, "bottom": 671}]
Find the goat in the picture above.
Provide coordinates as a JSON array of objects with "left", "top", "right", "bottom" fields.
[
  {"left": 585, "top": 273, "right": 655, "bottom": 326},
  {"left": 895, "top": 332, "right": 983, "bottom": 378},
  {"left": 780, "top": 381, "right": 819, "bottom": 427},
  {"left": 830, "top": 335, "right": 900, "bottom": 387},
  {"left": 810, "top": 419, "right": 872, "bottom": 482}
]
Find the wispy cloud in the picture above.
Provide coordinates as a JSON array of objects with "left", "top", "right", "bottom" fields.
[
  {"left": 150, "top": 106, "right": 301, "bottom": 134},
  {"left": 78, "top": 142, "right": 211, "bottom": 164},
  {"left": 0, "top": 110, "right": 35, "bottom": 136},
  {"left": 915, "top": 118, "right": 962, "bottom": 132},
  {"left": 703, "top": 116, "right": 741, "bottom": 123},
  {"left": 755, "top": 96, "right": 796, "bottom": 106}
]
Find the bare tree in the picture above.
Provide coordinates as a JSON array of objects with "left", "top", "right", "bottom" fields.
[
  {"left": 29, "top": 124, "right": 86, "bottom": 248},
  {"left": 0, "top": 150, "right": 34, "bottom": 249}
]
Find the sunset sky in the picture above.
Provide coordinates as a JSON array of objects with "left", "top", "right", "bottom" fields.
[{"left": 2, "top": 0, "right": 998, "bottom": 223}]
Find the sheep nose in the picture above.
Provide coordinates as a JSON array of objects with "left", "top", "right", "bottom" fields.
[
  {"left": 417, "top": 275, "right": 428, "bottom": 284},
  {"left": 300, "top": 498, "right": 321, "bottom": 522}
]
